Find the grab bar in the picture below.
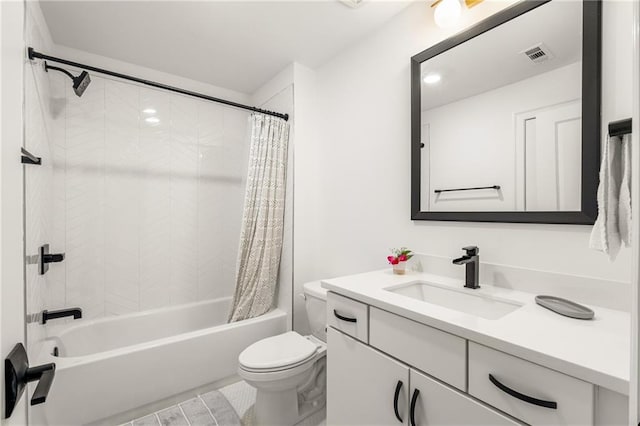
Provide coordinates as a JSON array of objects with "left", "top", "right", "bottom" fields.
[{"left": 434, "top": 185, "right": 500, "bottom": 194}]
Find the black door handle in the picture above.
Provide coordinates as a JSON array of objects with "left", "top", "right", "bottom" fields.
[
  {"left": 393, "top": 380, "right": 403, "bottom": 423},
  {"left": 489, "top": 374, "right": 557, "bottom": 409},
  {"left": 333, "top": 309, "right": 357, "bottom": 323},
  {"left": 4, "top": 343, "right": 56, "bottom": 418},
  {"left": 410, "top": 388, "right": 420, "bottom": 426}
]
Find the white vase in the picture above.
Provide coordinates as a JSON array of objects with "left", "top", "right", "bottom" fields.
[{"left": 392, "top": 261, "right": 407, "bottom": 275}]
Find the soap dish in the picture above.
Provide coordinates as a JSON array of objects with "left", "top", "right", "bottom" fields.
[{"left": 535, "top": 295, "right": 594, "bottom": 320}]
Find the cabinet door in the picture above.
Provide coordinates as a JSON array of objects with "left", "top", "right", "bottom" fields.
[
  {"left": 327, "top": 327, "right": 409, "bottom": 425},
  {"left": 409, "top": 369, "right": 522, "bottom": 425}
]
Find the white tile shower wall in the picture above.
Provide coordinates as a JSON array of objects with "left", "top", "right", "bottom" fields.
[
  {"left": 24, "top": 1, "right": 64, "bottom": 360},
  {"left": 52, "top": 74, "right": 250, "bottom": 319}
]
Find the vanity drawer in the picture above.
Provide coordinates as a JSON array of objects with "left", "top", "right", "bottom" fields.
[
  {"left": 468, "top": 342, "right": 594, "bottom": 425},
  {"left": 327, "top": 292, "right": 369, "bottom": 343},
  {"left": 369, "top": 307, "right": 466, "bottom": 390}
]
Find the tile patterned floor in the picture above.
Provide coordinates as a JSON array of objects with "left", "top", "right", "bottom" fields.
[{"left": 121, "top": 381, "right": 325, "bottom": 426}]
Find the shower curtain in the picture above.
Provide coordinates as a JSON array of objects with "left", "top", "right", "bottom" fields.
[{"left": 228, "top": 113, "right": 290, "bottom": 323}]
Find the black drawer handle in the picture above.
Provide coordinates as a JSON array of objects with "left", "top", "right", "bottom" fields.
[
  {"left": 333, "top": 310, "right": 357, "bottom": 323},
  {"left": 489, "top": 374, "right": 557, "bottom": 409},
  {"left": 393, "top": 380, "right": 403, "bottom": 423},
  {"left": 410, "top": 388, "right": 420, "bottom": 426}
]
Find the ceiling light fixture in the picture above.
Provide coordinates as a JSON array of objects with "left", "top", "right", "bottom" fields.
[
  {"left": 432, "top": 0, "right": 462, "bottom": 28},
  {"left": 145, "top": 117, "right": 160, "bottom": 124},
  {"left": 423, "top": 73, "right": 442, "bottom": 84},
  {"left": 431, "top": 0, "right": 484, "bottom": 29},
  {"left": 142, "top": 108, "right": 157, "bottom": 114}
]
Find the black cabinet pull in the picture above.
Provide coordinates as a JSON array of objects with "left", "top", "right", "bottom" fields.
[
  {"left": 333, "top": 310, "right": 357, "bottom": 323},
  {"left": 410, "top": 388, "right": 420, "bottom": 426},
  {"left": 393, "top": 380, "right": 403, "bottom": 423},
  {"left": 489, "top": 374, "right": 557, "bottom": 409}
]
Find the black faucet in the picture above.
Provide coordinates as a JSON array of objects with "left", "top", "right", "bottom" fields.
[
  {"left": 452, "top": 246, "right": 480, "bottom": 289},
  {"left": 41, "top": 308, "right": 82, "bottom": 324}
]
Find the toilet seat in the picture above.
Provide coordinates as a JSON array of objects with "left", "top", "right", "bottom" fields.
[{"left": 239, "top": 331, "right": 319, "bottom": 372}]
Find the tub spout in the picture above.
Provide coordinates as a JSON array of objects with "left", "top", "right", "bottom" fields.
[{"left": 42, "top": 308, "right": 82, "bottom": 324}]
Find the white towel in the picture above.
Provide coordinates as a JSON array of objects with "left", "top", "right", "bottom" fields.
[
  {"left": 589, "top": 134, "right": 623, "bottom": 260},
  {"left": 618, "top": 134, "right": 632, "bottom": 245}
]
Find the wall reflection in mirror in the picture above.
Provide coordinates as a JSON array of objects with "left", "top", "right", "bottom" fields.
[{"left": 419, "top": 1, "right": 583, "bottom": 213}]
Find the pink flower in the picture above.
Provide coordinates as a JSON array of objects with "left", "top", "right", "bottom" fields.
[
  {"left": 387, "top": 256, "right": 399, "bottom": 265},
  {"left": 398, "top": 254, "right": 407, "bottom": 262}
]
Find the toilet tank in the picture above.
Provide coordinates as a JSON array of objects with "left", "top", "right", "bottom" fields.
[{"left": 303, "top": 281, "right": 328, "bottom": 342}]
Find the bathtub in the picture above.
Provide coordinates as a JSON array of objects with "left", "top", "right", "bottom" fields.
[{"left": 32, "top": 297, "right": 287, "bottom": 425}]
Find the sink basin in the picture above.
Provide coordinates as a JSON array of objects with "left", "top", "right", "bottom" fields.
[{"left": 385, "top": 281, "right": 522, "bottom": 320}]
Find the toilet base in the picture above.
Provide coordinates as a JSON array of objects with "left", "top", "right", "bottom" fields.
[
  {"left": 249, "top": 355, "right": 326, "bottom": 426},
  {"left": 253, "top": 389, "right": 326, "bottom": 426}
]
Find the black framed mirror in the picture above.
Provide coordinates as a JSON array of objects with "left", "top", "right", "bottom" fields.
[{"left": 411, "top": 0, "right": 601, "bottom": 224}]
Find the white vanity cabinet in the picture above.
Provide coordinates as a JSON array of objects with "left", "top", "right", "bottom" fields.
[
  {"left": 327, "top": 328, "right": 409, "bottom": 425},
  {"left": 326, "top": 291, "right": 628, "bottom": 426},
  {"left": 468, "top": 342, "right": 594, "bottom": 425},
  {"left": 327, "top": 328, "right": 521, "bottom": 425},
  {"left": 409, "top": 369, "right": 520, "bottom": 425}
]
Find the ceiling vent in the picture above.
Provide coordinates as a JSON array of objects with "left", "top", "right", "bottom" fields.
[
  {"left": 339, "top": 0, "right": 365, "bottom": 8},
  {"left": 521, "top": 43, "right": 554, "bottom": 64}
]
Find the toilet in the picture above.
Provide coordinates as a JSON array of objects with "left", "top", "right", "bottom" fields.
[{"left": 238, "top": 281, "right": 328, "bottom": 426}]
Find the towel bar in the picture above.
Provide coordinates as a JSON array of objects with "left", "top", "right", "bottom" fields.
[
  {"left": 434, "top": 185, "right": 500, "bottom": 194},
  {"left": 608, "top": 118, "right": 632, "bottom": 137}
]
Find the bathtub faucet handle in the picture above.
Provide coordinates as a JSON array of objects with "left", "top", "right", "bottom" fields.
[
  {"left": 28, "top": 363, "right": 56, "bottom": 405},
  {"left": 4, "top": 343, "right": 56, "bottom": 419}
]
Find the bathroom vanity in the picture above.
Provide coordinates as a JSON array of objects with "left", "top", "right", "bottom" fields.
[{"left": 323, "top": 270, "right": 629, "bottom": 425}]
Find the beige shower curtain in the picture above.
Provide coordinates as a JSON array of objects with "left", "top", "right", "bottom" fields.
[{"left": 228, "top": 113, "right": 290, "bottom": 323}]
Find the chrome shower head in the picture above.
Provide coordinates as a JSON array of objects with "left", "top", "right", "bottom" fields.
[{"left": 44, "top": 62, "right": 91, "bottom": 97}]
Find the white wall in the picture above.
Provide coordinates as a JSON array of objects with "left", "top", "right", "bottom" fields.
[
  {"left": 307, "top": 1, "right": 633, "bottom": 288},
  {"left": 1, "top": 1, "right": 27, "bottom": 423},
  {"left": 422, "top": 62, "right": 581, "bottom": 211}
]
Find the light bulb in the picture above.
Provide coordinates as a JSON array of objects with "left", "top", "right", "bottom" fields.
[{"left": 434, "top": 0, "right": 462, "bottom": 28}]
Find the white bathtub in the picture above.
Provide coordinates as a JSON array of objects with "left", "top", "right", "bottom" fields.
[{"left": 32, "top": 297, "right": 287, "bottom": 425}]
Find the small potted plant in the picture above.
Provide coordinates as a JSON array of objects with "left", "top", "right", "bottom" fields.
[{"left": 388, "top": 247, "right": 413, "bottom": 275}]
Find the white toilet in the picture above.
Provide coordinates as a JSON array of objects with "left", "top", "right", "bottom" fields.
[{"left": 238, "top": 281, "right": 327, "bottom": 426}]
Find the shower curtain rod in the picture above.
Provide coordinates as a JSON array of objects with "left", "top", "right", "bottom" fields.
[{"left": 28, "top": 47, "right": 289, "bottom": 121}]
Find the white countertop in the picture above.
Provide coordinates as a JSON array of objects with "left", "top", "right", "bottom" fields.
[{"left": 322, "top": 269, "right": 630, "bottom": 395}]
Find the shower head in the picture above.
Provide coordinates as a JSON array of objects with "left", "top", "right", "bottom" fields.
[
  {"left": 44, "top": 62, "right": 91, "bottom": 97},
  {"left": 72, "top": 71, "right": 91, "bottom": 97}
]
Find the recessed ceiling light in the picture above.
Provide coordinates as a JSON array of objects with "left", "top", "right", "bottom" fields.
[
  {"left": 145, "top": 117, "right": 160, "bottom": 124},
  {"left": 423, "top": 73, "right": 442, "bottom": 84},
  {"left": 142, "top": 108, "right": 157, "bottom": 114}
]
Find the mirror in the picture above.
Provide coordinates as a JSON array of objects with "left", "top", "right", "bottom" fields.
[{"left": 411, "top": 0, "right": 601, "bottom": 224}]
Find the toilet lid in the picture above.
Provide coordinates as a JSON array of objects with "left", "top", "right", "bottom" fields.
[{"left": 239, "top": 332, "right": 318, "bottom": 370}]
